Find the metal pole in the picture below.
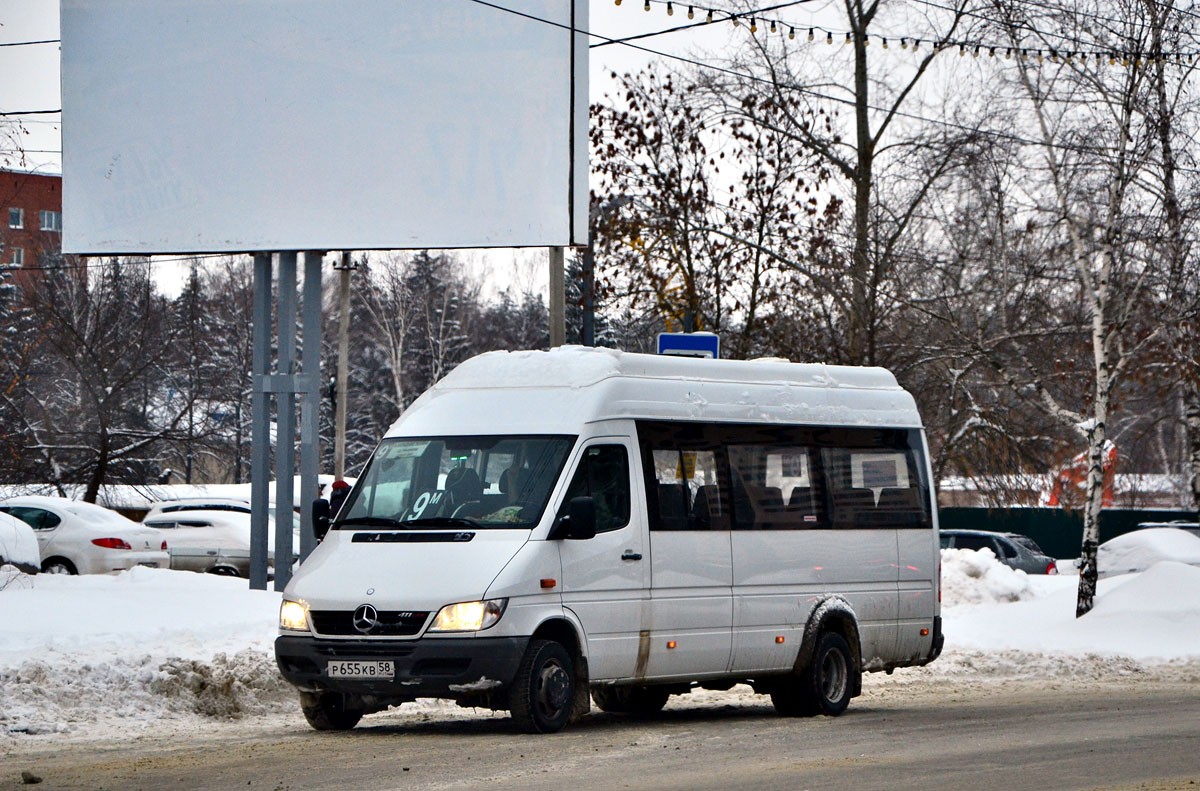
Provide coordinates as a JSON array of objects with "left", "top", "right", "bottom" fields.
[
  {"left": 249, "top": 252, "right": 272, "bottom": 591},
  {"left": 298, "top": 251, "right": 323, "bottom": 562},
  {"left": 549, "top": 247, "right": 565, "bottom": 347},
  {"left": 274, "top": 252, "right": 298, "bottom": 590},
  {"left": 334, "top": 252, "right": 353, "bottom": 478},
  {"left": 582, "top": 235, "right": 595, "bottom": 347}
]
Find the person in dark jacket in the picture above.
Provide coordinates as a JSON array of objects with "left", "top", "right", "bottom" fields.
[
  {"left": 312, "top": 483, "right": 331, "bottom": 542},
  {"left": 329, "top": 479, "right": 351, "bottom": 520}
]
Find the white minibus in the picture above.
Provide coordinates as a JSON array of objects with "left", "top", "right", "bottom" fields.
[{"left": 276, "top": 348, "right": 942, "bottom": 733}]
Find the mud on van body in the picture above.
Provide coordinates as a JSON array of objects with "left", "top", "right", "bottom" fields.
[{"left": 275, "top": 348, "right": 943, "bottom": 733}]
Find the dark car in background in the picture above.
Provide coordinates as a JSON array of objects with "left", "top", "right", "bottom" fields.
[{"left": 941, "top": 529, "right": 1059, "bottom": 575}]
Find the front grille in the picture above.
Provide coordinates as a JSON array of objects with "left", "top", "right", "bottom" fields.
[{"left": 310, "top": 610, "right": 430, "bottom": 636}]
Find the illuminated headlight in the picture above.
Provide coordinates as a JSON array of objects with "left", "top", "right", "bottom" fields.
[
  {"left": 279, "top": 600, "right": 310, "bottom": 632},
  {"left": 428, "top": 599, "right": 507, "bottom": 632}
]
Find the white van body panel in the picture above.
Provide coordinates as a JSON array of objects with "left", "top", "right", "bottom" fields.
[
  {"left": 290, "top": 528, "right": 530, "bottom": 616},
  {"left": 730, "top": 530, "right": 899, "bottom": 672},
  {"left": 553, "top": 434, "right": 650, "bottom": 681}
]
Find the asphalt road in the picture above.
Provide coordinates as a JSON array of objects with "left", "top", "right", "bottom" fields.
[{"left": 4, "top": 681, "right": 1199, "bottom": 791}]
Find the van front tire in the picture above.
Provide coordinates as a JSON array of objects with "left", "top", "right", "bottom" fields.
[
  {"left": 771, "top": 631, "right": 854, "bottom": 717},
  {"left": 509, "top": 639, "right": 575, "bottom": 734},
  {"left": 301, "top": 692, "right": 364, "bottom": 731}
]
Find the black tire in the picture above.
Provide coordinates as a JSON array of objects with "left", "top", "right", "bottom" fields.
[
  {"left": 771, "top": 631, "right": 854, "bottom": 717},
  {"left": 301, "top": 693, "right": 364, "bottom": 731},
  {"left": 509, "top": 639, "right": 575, "bottom": 734},
  {"left": 591, "top": 685, "right": 670, "bottom": 715},
  {"left": 207, "top": 565, "right": 241, "bottom": 577},
  {"left": 41, "top": 557, "right": 77, "bottom": 575}
]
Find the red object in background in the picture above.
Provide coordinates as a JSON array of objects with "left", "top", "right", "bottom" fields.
[{"left": 1045, "top": 442, "right": 1117, "bottom": 507}]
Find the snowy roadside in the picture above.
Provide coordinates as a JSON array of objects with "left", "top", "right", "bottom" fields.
[{"left": 3, "top": 548, "right": 1199, "bottom": 742}]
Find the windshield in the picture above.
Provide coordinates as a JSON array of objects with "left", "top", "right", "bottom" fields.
[{"left": 336, "top": 435, "right": 575, "bottom": 530}]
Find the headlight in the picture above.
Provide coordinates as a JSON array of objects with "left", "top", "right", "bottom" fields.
[
  {"left": 279, "top": 600, "right": 310, "bottom": 631},
  {"left": 428, "top": 599, "right": 507, "bottom": 632}
]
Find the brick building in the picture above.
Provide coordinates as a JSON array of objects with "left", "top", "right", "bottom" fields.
[{"left": 2, "top": 168, "right": 65, "bottom": 272}]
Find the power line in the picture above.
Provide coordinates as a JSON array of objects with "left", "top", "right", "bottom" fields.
[
  {"left": 0, "top": 39, "right": 59, "bottom": 48},
  {"left": 0, "top": 110, "right": 61, "bottom": 117}
]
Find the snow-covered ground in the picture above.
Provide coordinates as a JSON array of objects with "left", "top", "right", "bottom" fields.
[{"left": 2, "top": 541, "right": 1199, "bottom": 741}]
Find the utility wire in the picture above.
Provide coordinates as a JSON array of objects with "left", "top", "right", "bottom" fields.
[{"left": 0, "top": 39, "right": 59, "bottom": 48}]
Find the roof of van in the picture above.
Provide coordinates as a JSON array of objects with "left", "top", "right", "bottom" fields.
[{"left": 386, "top": 347, "right": 922, "bottom": 437}]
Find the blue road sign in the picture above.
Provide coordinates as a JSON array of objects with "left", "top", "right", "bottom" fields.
[{"left": 657, "top": 332, "right": 720, "bottom": 359}]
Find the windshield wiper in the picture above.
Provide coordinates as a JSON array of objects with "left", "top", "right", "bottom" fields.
[
  {"left": 398, "top": 516, "right": 482, "bottom": 529},
  {"left": 334, "top": 516, "right": 407, "bottom": 529}
]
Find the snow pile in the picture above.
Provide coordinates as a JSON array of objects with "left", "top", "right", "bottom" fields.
[
  {"left": 940, "top": 548, "right": 1200, "bottom": 662},
  {"left": 1098, "top": 527, "right": 1200, "bottom": 577},
  {"left": 940, "top": 547, "right": 1034, "bottom": 607},
  {"left": 0, "top": 567, "right": 285, "bottom": 735}
]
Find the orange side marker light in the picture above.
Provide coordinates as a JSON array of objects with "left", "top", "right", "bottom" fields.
[
  {"left": 667, "top": 641, "right": 677, "bottom": 650},
  {"left": 540, "top": 578, "right": 556, "bottom": 589}
]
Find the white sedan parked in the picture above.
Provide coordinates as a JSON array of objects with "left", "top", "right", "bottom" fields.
[
  {"left": 0, "top": 495, "right": 169, "bottom": 575},
  {"left": 142, "top": 508, "right": 299, "bottom": 577}
]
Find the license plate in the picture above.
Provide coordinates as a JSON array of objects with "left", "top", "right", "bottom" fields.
[{"left": 327, "top": 660, "right": 394, "bottom": 679}]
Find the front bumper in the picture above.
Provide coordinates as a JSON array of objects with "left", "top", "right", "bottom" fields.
[{"left": 274, "top": 634, "right": 528, "bottom": 701}]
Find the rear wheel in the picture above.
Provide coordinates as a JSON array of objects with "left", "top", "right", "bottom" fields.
[
  {"left": 301, "top": 693, "right": 363, "bottom": 731},
  {"left": 509, "top": 639, "right": 575, "bottom": 733},
  {"left": 591, "top": 685, "right": 670, "bottom": 715},
  {"left": 41, "top": 558, "right": 76, "bottom": 575},
  {"left": 771, "top": 631, "right": 854, "bottom": 717}
]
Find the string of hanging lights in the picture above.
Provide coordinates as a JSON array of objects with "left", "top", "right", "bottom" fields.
[{"left": 610, "top": 0, "right": 1200, "bottom": 67}]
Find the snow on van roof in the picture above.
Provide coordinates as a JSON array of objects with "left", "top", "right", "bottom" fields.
[{"left": 386, "top": 347, "right": 922, "bottom": 437}]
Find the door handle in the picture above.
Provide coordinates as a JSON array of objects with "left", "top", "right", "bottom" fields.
[{"left": 621, "top": 551, "right": 642, "bottom": 561}]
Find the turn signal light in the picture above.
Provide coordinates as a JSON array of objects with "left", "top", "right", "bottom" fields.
[
  {"left": 540, "top": 578, "right": 557, "bottom": 589},
  {"left": 667, "top": 641, "right": 677, "bottom": 650},
  {"left": 92, "top": 537, "right": 132, "bottom": 550},
  {"left": 920, "top": 628, "right": 929, "bottom": 636},
  {"left": 161, "top": 540, "right": 169, "bottom": 551},
  {"left": 775, "top": 636, "right": 785, "bottom": 644}
]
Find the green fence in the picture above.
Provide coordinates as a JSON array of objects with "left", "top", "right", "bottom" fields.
[{"left": 937, "top": 507, "right": 1199, "bottom": 559}]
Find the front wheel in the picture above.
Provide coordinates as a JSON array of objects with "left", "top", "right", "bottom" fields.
[
  {"left": 771, "top": 631, "right": 854, "bottom": 717},
  {"left": 301, "top": 693, "right": 363, "bottom": 731},
  {"left": 509, "top": 639, "right": 575, "bottom": 733}
]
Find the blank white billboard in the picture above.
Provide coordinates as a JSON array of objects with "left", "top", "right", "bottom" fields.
[{"left": 61, "top": 0, "right": 588, "bottom": 254}]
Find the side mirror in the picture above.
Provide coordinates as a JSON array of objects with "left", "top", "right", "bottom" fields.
[
  {"left": 551, "top": 496, "right": 596, "bottom": 541},
  {"left": 567, "top": 496, "right": 597, "bottom": 540}
]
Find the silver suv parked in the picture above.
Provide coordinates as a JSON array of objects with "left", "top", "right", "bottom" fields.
[{"left": 941, "top": 529, "right": 1058, "bottom": 574}]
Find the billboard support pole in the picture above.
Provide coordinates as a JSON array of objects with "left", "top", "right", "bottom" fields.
[
  {"left": 549, "top": 247, "right": 565, "bottom": 347},
  {"left": 249, "top": 253, "right": 273, "bottom": 591},
  {"left": 298, "top": 251, "right": 323, "bottom": 563},
  {"left": 273, "top": 252, "right": 298, "bottom": 590}
]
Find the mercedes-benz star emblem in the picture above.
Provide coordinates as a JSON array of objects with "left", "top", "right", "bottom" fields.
[{"left": 352, "top": 604, "right": 380, "bottom": 634}]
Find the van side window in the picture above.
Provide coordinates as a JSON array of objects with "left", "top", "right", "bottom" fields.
[
  {"left": 728, "top": 446, "right": 823, "bottom": 529},
  {"left": 559, "top": 445, "right": 630, "bottom": 533},
  {"left": 821, "top": 447, "right": 927, "bottom": 529}
]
